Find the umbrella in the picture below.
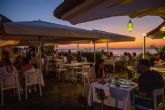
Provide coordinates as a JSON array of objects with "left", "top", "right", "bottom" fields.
[
  {"left": 0, "top": 14, "right": 12, "bottom": 34},
  {"left": 0, "top": 20, "right": 135, "bottom": 42},
  {"left": 0, "top": 19, "right": 103, "bottom": 78},
  {"left": 0, "top": 14, "right": 12, "bottom": 22},
  {"left": 0, "top": 20, "right": 100, "bottom": 41},
  {"left": 54, "top": 0, "right": 165, "bottom": 24},
  {"left": 0, "top": 15, "right": 135, "bottom": 63}
]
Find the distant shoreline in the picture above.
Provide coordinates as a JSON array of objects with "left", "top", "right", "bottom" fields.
[
  {"left": 57, "top": 47, "right": 152, "bottom": 50},
  {"left": 57, "top": 48, "right": 156, "bottom": 55}
]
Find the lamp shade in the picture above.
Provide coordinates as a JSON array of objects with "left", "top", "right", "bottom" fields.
[{"left": 128, "top": 19, "right": 133, "bottom": 32}]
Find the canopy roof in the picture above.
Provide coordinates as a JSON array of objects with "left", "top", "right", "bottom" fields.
[
  {"left": 54, "top": 0, "right": 165, "bottom": 24},
  {"left": 147, "top": 18, "right": 165, "bottom": 39},
  {"left": 93, "top": 30, "right": 135, "bottom": 42}
]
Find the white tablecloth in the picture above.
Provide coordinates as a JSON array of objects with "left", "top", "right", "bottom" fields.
[
  {"left": 63, "top": 62, "right": 93, "bottom": 67},
  {"left": 88, "top": 82, "right": 137, "bottom": 110}
]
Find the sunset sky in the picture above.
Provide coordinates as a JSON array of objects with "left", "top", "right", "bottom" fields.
[{"left": 0, "top": 0, "right": 165, "bottom": 49}]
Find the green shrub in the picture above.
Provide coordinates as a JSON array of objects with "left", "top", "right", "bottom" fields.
[
  {"left": 44, "top": 46, "right": 54, "bottom": 56},
  {"left": 82, "top": 52, "right": 101, "bottom": 62}
]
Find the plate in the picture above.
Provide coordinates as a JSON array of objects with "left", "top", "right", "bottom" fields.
[{"left": 120, "top": 85, "right": 130, "bottom": 88}]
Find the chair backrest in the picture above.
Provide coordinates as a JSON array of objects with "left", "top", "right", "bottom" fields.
[
  {"left": 25, "top": 68, "right": 39, "bottom": 85},
  {"left": 153, "top": 88, "right": 165, "bottom": 110},
  {"left": 82, "top": 65, "right": 90, "bottom": 72},
  {"left": 1, "top": 73, "right": 18, "bottom": 89},
  {"left": 63, "top": 57, "right": 68, "bottom": 64},
  {"left": 35, "top": 69, "right": 44, "bottom": 86},
  {"left": 95, "top": 87, "right": 106, "bottom": 100},
  {"left": 0, "top": 66, "right": 19, "bottom": 89},
  {"left": 133, "top": 88, "right": 165, "bottom": 110},
  {"left": 82, "top": 57, "right": 87, "bottom": 62}
]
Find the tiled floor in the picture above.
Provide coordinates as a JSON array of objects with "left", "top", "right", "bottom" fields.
[
  {"left": 0, "top": 72, "right": 128, "bottom": 110},
  {"left": 0, "top": 72, "right": 86, "bottom": 110}
]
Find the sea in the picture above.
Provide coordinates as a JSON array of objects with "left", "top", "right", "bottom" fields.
[
  {"left": 109, "top": 48, "right": 156, "bottom": 56},
  {"left": 58, "top": 48, "right": 157, "bottom": 56}
]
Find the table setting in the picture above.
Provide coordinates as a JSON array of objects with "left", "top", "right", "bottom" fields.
[
  {"left": 88, "top": 77, "right": 137, "bottom": 110},
  {"left": 108, "top": 78, "right": 136, "bottom": 89}
]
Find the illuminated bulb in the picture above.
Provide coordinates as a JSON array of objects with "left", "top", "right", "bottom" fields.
[
  {"left": 160, "top": 26, "right": 165, "bottom": 31},
  {"left": 163, "top": 36, "right": 165, "bottom": 39},
  {"left": 143, "top": 33, "right": 146, "bottom": 36}
]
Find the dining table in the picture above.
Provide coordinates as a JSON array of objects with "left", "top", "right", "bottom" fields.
[
  {"left": 63, "top": 62, "right": 93, "bottom": 67},
  {"left": 63, "top": 62, "right": 93, "bottom": 81},
  {"left": 88, "top": 79, "right": 137, "bottom": 110}
]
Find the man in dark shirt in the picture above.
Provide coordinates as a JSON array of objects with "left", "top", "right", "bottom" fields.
[
  {"left": 132, "top": 59, "right": 164, "bottom": 108},
  {"left": 137, "top": 59, "right": 164, "bottom": 97}
]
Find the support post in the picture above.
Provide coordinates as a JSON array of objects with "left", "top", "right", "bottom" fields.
[
  {"left": 143, "top": 33, "right": 146, "bottom": 59},
  {"left": 93, "top": 41, "right": 96, "bottom": 63},
  {"left": 54, "top": 44, "right": 57, "bottom": 51},
  {"left": 106, "top": 42, "right": 109, "bottom": 52},
  {"left": 77, "top": 43, "right": 79, "bottom": 51},
  {"left": 38, "top": 38, "right": 42, "bottom": 96},
  {"left": 38, "top": 38, "right": 42, "bottom": 72}
]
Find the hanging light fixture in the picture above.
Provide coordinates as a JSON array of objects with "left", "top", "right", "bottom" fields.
[
  {"left": 163, "top": 36, "right": 165, "bottom": 39},
  {"left": 128, "top": 19, "right": 133, "bottom": 32},
  {"left": 162, "top": 33, "right": 165, "bottom": 39}
]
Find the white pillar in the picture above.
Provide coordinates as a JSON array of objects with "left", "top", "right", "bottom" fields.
[
  {"left": 77, "top": 43, "right": 79, "bottom": 51},
  {"left": 143, "top": 33, "right": 146, "bottom": 59},
  {"left": 54, "top": 44, "right": 57, "bottom": 51},
  {"left": 37, "top": 46, "right": 40, "bottom": 55},
  {"left": 106, "top": 42, "right": 109, "bottom": 52}
]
